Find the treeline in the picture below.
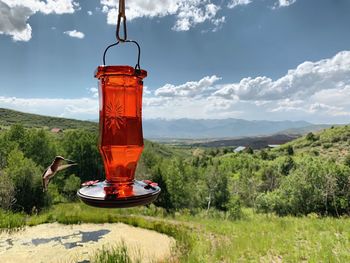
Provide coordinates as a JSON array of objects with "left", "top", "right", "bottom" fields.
[{"left": 1, "top": 124, "right": 350, "bottom": 217}]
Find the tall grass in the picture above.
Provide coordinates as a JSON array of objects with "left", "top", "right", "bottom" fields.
[
  {"left": 91, "top": 241, "right": 141, "bottom": 263},
  {"left": 0, "top": 209, "right": 26, "bottom": 231}
]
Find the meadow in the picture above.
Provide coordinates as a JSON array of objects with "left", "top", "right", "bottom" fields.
[{"left": 1, "top": 203, "right": 350, "bottom": 262}]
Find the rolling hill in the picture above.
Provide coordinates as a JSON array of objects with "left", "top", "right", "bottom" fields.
[
  {"left": 0, "top": 108, "right": 98, "bottom": 132},
  {"left": 275, "top": 125, "right": 350, "bottom": 162}
]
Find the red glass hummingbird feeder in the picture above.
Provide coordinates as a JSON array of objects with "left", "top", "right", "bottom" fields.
[{"left": 77, "top": 1, "right": 160, "bottom": 208}]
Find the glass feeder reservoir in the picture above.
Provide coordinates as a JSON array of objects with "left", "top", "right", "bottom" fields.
[{"left": 77, "top": 64, "right": 160, "bottom": 208}]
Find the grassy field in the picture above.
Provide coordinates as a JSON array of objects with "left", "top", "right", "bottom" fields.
[{"left": 1, "top": 202, "right": 350, "bottom": 262}]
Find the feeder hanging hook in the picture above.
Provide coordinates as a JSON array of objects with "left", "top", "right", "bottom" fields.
[{"left": 116, "top": 0, "right": 127, "bottom": 42}]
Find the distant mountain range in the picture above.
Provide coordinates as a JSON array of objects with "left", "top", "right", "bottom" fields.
[
  {"left": 142, "top": 118, "right": 331, "bottom": 139},
  {"left": 0, "top": 108, "right": 331, "bottom": 140}
]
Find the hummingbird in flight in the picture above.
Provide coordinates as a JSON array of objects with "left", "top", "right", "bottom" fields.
[{"left": 42, "top": 156, "right": 77, "bottom": 192}]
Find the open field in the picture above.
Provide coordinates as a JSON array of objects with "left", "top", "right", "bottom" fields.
[{"left": 1, "top": 203, "right": 350, "bottom": 262}]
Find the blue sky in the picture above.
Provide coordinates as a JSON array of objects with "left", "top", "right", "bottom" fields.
[{"left": 1, "top": 0, "right": 350, "bottom": 123}]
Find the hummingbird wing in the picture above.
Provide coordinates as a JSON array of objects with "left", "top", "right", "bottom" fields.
[
  {"left": 57, "top": 163, "right": 77, "bottom": 172},
  {"left": 42, "top": 167, "right": 51, "bottom": 192}
]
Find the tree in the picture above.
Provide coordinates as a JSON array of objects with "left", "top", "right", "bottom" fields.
[
  {"left": 23, "top": 129, "right": 57, "bottom": 167},
  {"left": 206, "top": 164, "right": 230, "bottom": 211},
  {"left": 287, "top": 145, "right": 294, "bottom": 155},
  {"left": 0, "top": 171, "right": 16, "bottom": 210},
  {"left": 4, "top": 149, "right": 46, "bottom": 213},
  {"left": 6, "top": 124, "right": 27, "bottom": 149},
  {"left": 245, "top": 147, "right": 254, "bottom": 154},
  {"left": 152, "top": 166, "right": 172, "bottom": 210},
  {"left": 62, "top": 130, "right": 103, "bottom": 183}
]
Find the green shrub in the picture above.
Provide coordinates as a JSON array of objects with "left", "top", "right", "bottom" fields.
[
  {"left": 226, "top": 195, "right": 242, "bottom": 220},
  {"left": 256, "top": 157, "right": 350, "bottom": 216},
  {"left": 4, "top": 149, "right": 46, "bottom": 213}
]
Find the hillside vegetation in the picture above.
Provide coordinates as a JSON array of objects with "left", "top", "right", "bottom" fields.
[
  {"left": 0, "top": 108, "right": 97, "bottom": 132},
  {"left": 275, "top": 125, "right": 350, "bottom": 163}
]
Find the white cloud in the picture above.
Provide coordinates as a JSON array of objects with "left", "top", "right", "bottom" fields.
[
  {"left": 155, "top": 75, "right": 221, "bottom": 98},
  {"left": 143, "top": 86, "right": 152, "bottom": 95},
  {"left": 0, "top": 1, "right": 33, "bottom": 41},
  {"left": 147, "top": 51, "right": 350, "bottom": 122},
  {"left": 276, "top": 0, "right": 296, "bottom": 7},
  {"left": 0, "top": 96, "right": 98, "bottom": 120},
  {"left": 64, "top": 29, "right": 85, "bottom": 39},
  {"left": 227, "top": 0, "right": 252, "bottom": 9},
  {"left": 100, "top": 0, "right": 225, "bottom": 31},
  {"left": 89, "top": 87, "right": 99, "bottom": 98},
  {"left": 214, "top": 51, "right": 350, "bottom": 101},
  {"left": 1, "top": 50, "right": 349, "bottom": 123},
  {"left": 0, "top": 0, "right": 79, "bottom": 41},
  {"left": 87, "top": 10, "right": 92, "bottom": 15}
]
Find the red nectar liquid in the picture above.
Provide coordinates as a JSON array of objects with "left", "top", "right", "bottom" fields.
[{"left": 95, "top": 66, "right": 147, "bottom": 184}]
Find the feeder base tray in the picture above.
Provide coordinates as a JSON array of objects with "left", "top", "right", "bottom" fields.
[{"left": 77, "top": 180, "right": 161, "bottom": 208}]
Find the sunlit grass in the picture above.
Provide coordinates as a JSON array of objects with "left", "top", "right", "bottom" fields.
[
  {"left": 2, "top": 204, "right": 350, "bottom": 262},
  {"left": 91, "top": 241, "right": 141, "bottom": 263}
]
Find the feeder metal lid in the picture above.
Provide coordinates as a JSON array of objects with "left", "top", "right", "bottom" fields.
[{"left": 95, "top": 65, "right": 147, "bottom": 79}]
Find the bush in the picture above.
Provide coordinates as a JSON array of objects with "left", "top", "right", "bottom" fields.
[
  {"left": 226, "top": 195, "right": 242, "bottom": 220},
  {"left": 306, "top": 132, "right": 317, "bottom": 141},
  {"left": 63, "top": 174, "right": 81, "bottom": 200},
  {"left": 256, "top": 157, "right": 350, "bottom": 216},
  {"left": 4, "top": 149, "right": 47, "bottom": 213}
]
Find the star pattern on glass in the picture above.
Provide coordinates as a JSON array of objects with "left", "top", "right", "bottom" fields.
[{"left": 105, "top": 97, "right": 125, "bottom": 133}]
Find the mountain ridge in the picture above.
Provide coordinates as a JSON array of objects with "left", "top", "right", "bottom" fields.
[{"left": 0, "top": 108, "right": 331, "bottom": 139}]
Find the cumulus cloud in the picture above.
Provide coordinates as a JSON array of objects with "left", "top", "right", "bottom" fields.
[
  {"left": 146, "top": 50, "right": 350, "bottom": 122},
  {"left": 227, "top": 0, "right": 252, "bottom": 9},
  {"left": 214, "top": 51, "right": 350, "bottom": 101},
  {"left": 87, "top": 10, "right": 92, "bottom": 15},
  {"left": 1, "top": 50, "right": 349, "bottom": 123},
  {"left": 64, "top": 29, "right": 85, "bottom": 39},
  {"left": 0, "top": 0, "right": 79, "bottom": 41},
  {"left": 155, "top": 75, "right": 221, "bottom": 98},
  {"left": 100, "top": 0, "right": 225, "bottom": 31},
  {"left": 0, "top": 1, "right": 33, "bottom": 41}
]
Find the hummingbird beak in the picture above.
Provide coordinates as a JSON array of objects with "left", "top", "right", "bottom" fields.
[{"left": 64, "top": 159, "right": 76, "bottom": 164}]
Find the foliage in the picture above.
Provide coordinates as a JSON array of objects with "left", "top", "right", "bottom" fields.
[
  {"left": 4, "top": 149, "right": 46, "bottom": 213},
  {"left": 0, "top": 119, "right": 350, "bottom": 218},
  {"left": 63, "top": 174, "right": 81, "bottom": 200},
  {"left": 23, "top": 129, "right": 57, "bottom": 167},
  {"left": 257, "top": 157, "right": 350, "bottom": 216},
  {"left": 62, "top": 129, "right": 103, "bottom": 183},
  {"left": 0, "top": 171, "right": 15, "bottom": 210}
]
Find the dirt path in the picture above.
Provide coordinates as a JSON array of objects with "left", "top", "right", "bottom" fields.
[{"left": 0, "top": 223, "right": 175, "bottom": 263}]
